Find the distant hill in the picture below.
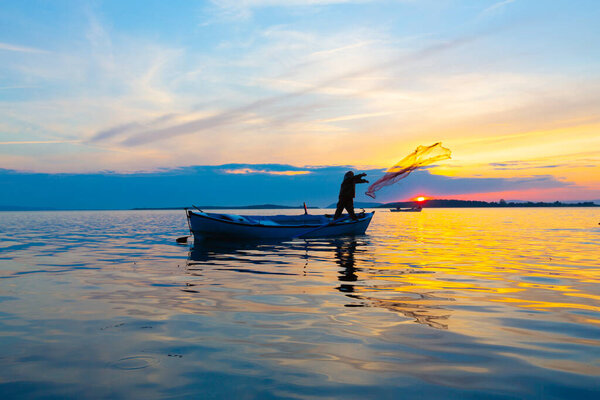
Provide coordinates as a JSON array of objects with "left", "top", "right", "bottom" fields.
[
  {"left": 3, "top": 200, "right": 596, "bottom": 212},
  {"left": 132, "top": 204, "right": 320, "bottom": 210},
  {"left": 326, "top": 201, "right": 383, "bottom": 208},
  {"left": 382, "top": 199, "right": 598, "bottom": 208},
  {"left": 0, "top": 204, "right": 319, "bottom": 212}
]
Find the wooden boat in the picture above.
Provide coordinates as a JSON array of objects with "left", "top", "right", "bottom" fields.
[
  {"left": 390, "top": 207, "right": 422, "bottom": 212},
  {"left": 186, "top": 209, "right": 374, "bottom": 240}
]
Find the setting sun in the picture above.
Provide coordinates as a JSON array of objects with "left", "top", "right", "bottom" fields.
[{"left": 416, "top": 196, "right": 426, "bottom": 202}]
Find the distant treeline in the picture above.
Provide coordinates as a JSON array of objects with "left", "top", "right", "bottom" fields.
[
  {"left": 384, "top": 199, "right": 598, "bottom": 208},
  {"left": 2, "top": 200, "right": 597, "bottom": 212},
  {"left": 132, "top": 204, "right": 317, "bottom": 210}
]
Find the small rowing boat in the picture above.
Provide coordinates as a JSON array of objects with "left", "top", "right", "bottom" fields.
[
  {"left": 186, "top": 209, "right": 374, "bottom": 240},
  {"left": 390, "top": 207, "right": 422, "bottom": 212}
]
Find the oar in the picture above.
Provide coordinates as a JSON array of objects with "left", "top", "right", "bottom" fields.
[{"left": 293, "top": 215, "right": 351, "bottom": 239}]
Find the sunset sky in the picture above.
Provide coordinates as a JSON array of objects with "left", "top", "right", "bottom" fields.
[{"left": 1, "top": 0, "right": 599, "bottom": 206}]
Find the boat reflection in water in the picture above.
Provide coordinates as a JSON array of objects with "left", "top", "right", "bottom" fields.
[{"left": 186, "top": 236, "right": 451, "bottom": 330}]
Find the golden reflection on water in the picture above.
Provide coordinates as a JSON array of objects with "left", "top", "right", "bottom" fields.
[
  {"left": 373, "top": 211, "right": 599, "bottom": 309},
  {"left": 335, "top": 209, "right": 600, "bottom": 376}
]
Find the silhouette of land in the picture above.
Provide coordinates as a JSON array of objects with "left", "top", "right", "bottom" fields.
[
  {"left": 132, "top": 204, "right": 318, "bottom": 210},
  {"left": 382, "top": 199, "right": 598, "bottom": 208},
  {"left": 329, "top": 200, "right": 598, "bottom": 208},
  {"left": 0, "top": 204, "right": 315, "bottom": 211},
  {"left": 1, "top": 200, "right": 597, "bottom": 212}
]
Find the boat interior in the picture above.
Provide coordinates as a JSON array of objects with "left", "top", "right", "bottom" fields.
[{"left": 191, "top": 211, "right": 371, "bottom": 226}]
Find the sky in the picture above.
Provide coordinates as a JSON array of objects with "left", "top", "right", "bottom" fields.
[{"left": 1, "top": 0, "right": 599, "bottom": 207}]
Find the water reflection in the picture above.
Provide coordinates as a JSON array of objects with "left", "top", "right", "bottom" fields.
[
  {"left": 333, "top": 238, "right": 451, "bottom": 329},
  {"left": 187, "top": 239, "right": 303, "bottom": 268},
  {"left": 335, "top": 238, "right": 360, "bottom": 293},
  {"left": 2, "top": 209, "right": 599, "bottom": 398},
  {"left": 186, "top": 237, "right": 452, "bottom": 330}
]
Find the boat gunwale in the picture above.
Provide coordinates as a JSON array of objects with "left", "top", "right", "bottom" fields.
[{"left": 187, "top": 210, "right": 374, "bottom": 229}]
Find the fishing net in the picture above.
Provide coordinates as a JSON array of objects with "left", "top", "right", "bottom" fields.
[{"left": 365, "top": 142, "right": 451, "bottom": 199}]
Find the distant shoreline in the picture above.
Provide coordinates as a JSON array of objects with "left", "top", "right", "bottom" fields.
[
  {"left": 379, "top": 199, "right": 599, "bottom": 208},
  {"left": 132, "top": 204, "right": 319, "bottom": 210},
  {"left": 0, "top": 204, "right": 317, "bottom": 212},
  {"left": 0, "top": 199, "right": 598, "bottom": 212}
]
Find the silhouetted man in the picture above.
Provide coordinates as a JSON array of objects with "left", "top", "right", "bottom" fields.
[{"left": 334, "top": 171, "right": 368, "bottom": 220}]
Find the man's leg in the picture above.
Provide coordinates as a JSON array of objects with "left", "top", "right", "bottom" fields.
[
  {"left": 333, "top": 199, "right": 344, "bottom": 219},
  {"left": 345, "top": 199, "right": 358, "bottom": 220}
]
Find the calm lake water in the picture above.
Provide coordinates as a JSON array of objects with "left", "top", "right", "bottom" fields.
[{"left": 0, "top": 208, "right": 599, "bottom": 399}]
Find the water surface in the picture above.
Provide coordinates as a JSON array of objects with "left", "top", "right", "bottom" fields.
[{"left": 0, "top": 208, "right": 599, "bottom": 399}]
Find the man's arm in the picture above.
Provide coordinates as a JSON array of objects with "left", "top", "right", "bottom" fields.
[{"left": 354, "top": 173, "right": 369, "bottom": 184}]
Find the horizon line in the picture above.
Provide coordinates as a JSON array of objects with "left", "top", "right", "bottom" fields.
[{"left": 1, "top": 199, "right": 597, "bottom": 212}]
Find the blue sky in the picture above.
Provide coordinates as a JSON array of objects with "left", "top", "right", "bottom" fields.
[{"left": 1, "top": 1, "right": 599, "bottom": 204}]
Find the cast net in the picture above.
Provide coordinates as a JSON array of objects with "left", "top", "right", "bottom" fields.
[{"left": 365, "top": 142, "right": 451, "bottom": 199}]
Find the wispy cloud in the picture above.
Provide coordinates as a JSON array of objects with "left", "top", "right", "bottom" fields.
[
  {"left": 480, "top": 0, "right": 516, "bottom": 18},
  {"left": 222, "top": 167, "right": 311, "bottom": 175},
  {"left": 488, "top": 158, "right": 600, "bottom": 171},
  {"left": 0, "top": 42, "right": 49, "bottom": 54},
  {"left": 92, "top": 35, "right": 475, "bottom": 147},
  {"left": 208, "top": 0, "right": 375, "bottom": 20},
  {"left": 0, "top": 140, "right": 80, "bottom": 145},
  {"left": 90, "top": 114, "right": 181, "bottom": 143},
  {"left": 0, "top": 85, "right": 39, "bottom": 90},
  {"left": 317, "top": 111, "right": 393, "bottom": 123},
  {"left": 310, "top": 40, "right": 375, "bottom": 58},
  {"left": 489, "top": 162, "right": 561, "bottom": 171}
]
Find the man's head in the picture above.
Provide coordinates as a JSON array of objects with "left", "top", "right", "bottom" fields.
[{"left": 344, "top": 171, "right": 354, "bottom": 179}]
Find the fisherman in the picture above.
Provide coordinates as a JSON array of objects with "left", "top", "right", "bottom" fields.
[{"left": 334, "top": 171, "right": 369, "bottom": 221}]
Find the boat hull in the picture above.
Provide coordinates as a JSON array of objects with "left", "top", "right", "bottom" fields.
[{"left": 187, "top": 210, "right": 374, "bottom": 240}]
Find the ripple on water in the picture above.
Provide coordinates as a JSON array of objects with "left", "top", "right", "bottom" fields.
[{"left": 110, "top": 356, "right": 159, "bottom": 370}]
